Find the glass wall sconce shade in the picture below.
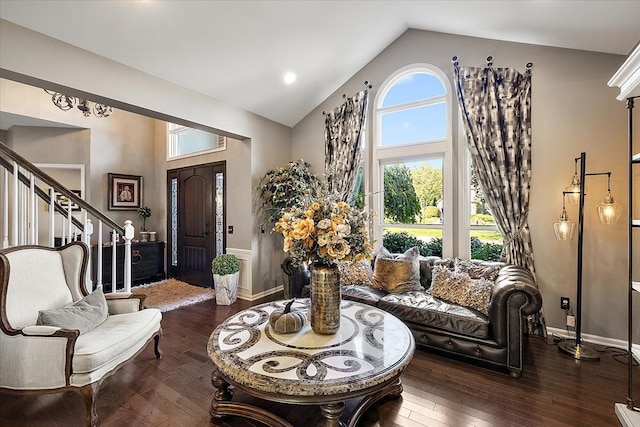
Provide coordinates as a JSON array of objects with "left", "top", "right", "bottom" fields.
[
  {"left": 597, "top": 190, "right": 623, "bottom": 224},
  {"left": 553, "top": 208, "right": 575, "bottom": 240}
]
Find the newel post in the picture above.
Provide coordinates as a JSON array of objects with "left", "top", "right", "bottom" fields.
[{"left": 123, "top": 220, "right": 135, "bottom": 293}]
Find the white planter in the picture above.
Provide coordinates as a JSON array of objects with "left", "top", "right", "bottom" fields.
[{"left": 213, "top": 271, "right": 239, "bottom": 305}]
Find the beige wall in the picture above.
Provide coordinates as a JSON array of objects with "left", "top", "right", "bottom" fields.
[
  {"left": 292, "top": 29, "right": 636, "bottom": 342},
  {"left": 0, "top": 19, "right": 292, "bottom": 296}
]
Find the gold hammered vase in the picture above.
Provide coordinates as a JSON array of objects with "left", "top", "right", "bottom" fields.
[{"left": 310, "top": 263, "right": 341, "bottom": 334}]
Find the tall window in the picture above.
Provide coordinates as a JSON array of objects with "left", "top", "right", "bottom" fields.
[
  {"left": 167, "top": 123, "right": 226, "bottom": 160},
  {"left": 372, "top": 65, "right": 453, "bottom": 257}
]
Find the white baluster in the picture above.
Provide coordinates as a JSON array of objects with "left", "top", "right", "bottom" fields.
[
  {"left": 2, "top": 168, "right": 8, "bottom": 248},
  {"left": 97, "top": 221, "right": 103, "bottom": 288},
  {"left": 123, "top": 220, "right": 134, "bottom": 293},
  {"left": 67, "top": 200, "right": 72, "bottom": 244},
  {"left": 12, "top": 161, "right": 18, "bottom": 246},
  {"left": 111, "top": 229, "right": 117, "bottom": 292},
  {"left": 29, "top": 173, "right": 35, "bottom": 245},
  {"left": 49, "top": 188, "right": 55, "bottom": 247}
]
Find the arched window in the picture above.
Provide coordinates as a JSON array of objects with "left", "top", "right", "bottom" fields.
[{"left": 371, "top": 65, "right": 453, "bottom": 257}]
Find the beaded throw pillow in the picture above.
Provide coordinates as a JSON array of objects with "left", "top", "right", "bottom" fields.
[
  {"left": 430, "top": 265, "right": 493, "bottom": 316},
  {"left": 454, "top": 258, "right": 501, "bottom": 281},
  {"left": 338, "top": 259, "right": 374, "bottom": 286},
  {"left": 372, "top": 246, "right": 423, "bottom": 293}
]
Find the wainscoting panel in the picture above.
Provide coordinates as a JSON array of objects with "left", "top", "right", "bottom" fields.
[{"left": 225, "top": 248, "right": 251, "bottom": 300}]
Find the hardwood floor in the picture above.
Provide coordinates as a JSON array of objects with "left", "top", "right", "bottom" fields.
[{"left": 1, "top": 295, "right": 637, "bottom": 426}]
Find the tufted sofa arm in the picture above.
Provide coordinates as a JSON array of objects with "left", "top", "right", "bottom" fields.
[{"left": 487, "top": 265, "right": 542, "bottom": 373}]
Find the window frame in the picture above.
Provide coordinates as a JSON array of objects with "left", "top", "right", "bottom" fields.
[{"left": 371, "top": 64, "right": 454, "bottom": 257}]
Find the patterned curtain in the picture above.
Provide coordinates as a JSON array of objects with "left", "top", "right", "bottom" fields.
[
  {"left": 454, "top": 64, "right": 546, "bottom": 337},
  {"left": 324, "top": 90, "right": 369, "bottom": 203}
]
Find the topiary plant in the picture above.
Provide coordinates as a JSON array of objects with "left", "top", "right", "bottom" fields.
[{"left": 211, "top": 253, "right": 240, "bottom": 276}]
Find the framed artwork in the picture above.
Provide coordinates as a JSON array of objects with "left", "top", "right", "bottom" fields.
[
  {"left": 55, "top": 190, "right": 82, "bottom": 211},
  {"left": 108, "top": 173, "right": 143, "bottom": 210}
]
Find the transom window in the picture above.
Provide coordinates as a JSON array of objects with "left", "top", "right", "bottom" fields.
[{"left": 167, "top": 123, "right": 226, "bottom": 160}]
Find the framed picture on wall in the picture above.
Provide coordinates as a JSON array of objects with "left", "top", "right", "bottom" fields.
[{"left": 108, "top": 173, "right": 143, "bottom": 210}]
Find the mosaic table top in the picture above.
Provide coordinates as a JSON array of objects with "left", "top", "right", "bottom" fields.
[{"left": 207, "top": 299, "right": 415, "bottom": 397}]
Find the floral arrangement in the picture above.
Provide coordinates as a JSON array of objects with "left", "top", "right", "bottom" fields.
[
  {"left": 274, "top": 195, "right": 373, "bottom": 267},
  {"left": 211, "top": 253, "right": 240, "bottom": 275},
  {"left": 257, "top": 159, "right": 321, "bottom": 227},
  {"left": 137, "top": 206, "right": 151, "bottom": 231}
]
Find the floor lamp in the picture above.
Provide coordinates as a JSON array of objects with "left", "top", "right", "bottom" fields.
[{"left": 553, "top": 152, "right": 622, "bottom": 361}]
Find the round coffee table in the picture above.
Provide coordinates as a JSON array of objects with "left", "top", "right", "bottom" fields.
[{"left": 207, "top": 299, "right": 415, "bottom": 427}]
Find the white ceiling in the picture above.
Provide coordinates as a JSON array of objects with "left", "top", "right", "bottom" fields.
[{"left": 1, "top": 1, "right": 639, "bottom": 128}]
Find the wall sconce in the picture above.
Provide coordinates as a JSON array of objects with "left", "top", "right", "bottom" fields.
[{"left": 554, "top": 152, "right": 622, "bottom": 361}]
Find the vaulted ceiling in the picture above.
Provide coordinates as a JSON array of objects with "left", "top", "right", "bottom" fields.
[{"left": 1, "top": 1, "right": 638, "bottom": 127}]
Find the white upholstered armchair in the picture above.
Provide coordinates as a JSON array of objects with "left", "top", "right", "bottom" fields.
[{"left": 0, "top": 242, "right": 162, "bottom": 426}]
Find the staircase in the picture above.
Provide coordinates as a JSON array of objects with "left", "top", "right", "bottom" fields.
[{"left": 0, "top": 140, "right": 135, "bottom": 292}]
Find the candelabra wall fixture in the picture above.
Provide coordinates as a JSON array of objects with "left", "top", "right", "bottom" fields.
[
  {"left": 553, "top": 152, "right": 623, "bottom": 361},
  {"left": 44, "top": 89, "right": 113, "bottom": 118}
]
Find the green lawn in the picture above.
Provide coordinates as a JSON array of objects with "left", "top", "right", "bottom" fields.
[{"left": 384, "top": 227, "right": 502, "bottom": 243}]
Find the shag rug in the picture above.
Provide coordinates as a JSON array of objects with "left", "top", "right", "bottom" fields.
[{"left": 131, "top": 278, "right": 216, "bottom": 312}]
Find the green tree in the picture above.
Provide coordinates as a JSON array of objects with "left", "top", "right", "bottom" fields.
[
  {"left": 383, "top": 164, "right": 421, "bottom": 223},
  {"left": 411, "top": 164, "right": 443, "bottom": 220}
]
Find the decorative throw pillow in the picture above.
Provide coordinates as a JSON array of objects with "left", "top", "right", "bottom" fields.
[
  {"left": 430, "top": 265, "right": 493, "bottom": 316},
  {"left": 338, "top": 259, "right": 374, "bottom": 286},
  {"left": 372, "top": 246, "right": 422, "bottom": 293},
  {"left": 37, "top": 287, "right": 108, "bottom": 334},
  {"left": 454, "top": 258, "right": 501, "bottom": 281}
]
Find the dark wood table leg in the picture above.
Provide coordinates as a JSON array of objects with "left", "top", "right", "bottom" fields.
[
  {"left": 347, "top": 378, "right": 404, "bottom": 427},
  {"left": 319, "top": 402, "right": 345, "bottom": 427},
  {"left": 210, "top": 369, "right": 234, "bottom": 423}
]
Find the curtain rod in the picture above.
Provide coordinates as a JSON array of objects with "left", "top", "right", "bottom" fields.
[
  {"left": 323, "top": 81, "right": 372, "bottom": 116},
  {"left": 452, "top": 55, "right": 533, "bottom": 73}
]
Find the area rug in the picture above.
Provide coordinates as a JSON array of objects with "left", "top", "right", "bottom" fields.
[{"left": 131, "top": 278, "right": 216, "bottom": 312}]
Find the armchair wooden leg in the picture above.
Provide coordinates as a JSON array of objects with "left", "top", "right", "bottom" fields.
[
  {"left": 154, "top": 332, "right": 163, "bottom": 359},
  {"left": 79, "top": 382, "right": 99, "bottom": 427}
]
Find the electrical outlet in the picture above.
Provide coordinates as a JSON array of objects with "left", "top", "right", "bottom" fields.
[
  {"left": 567, "top": 315, "right": 575, "bottom": 327},
  {"left": 560, "top": 297, "right": 570, "bottom": 310}
]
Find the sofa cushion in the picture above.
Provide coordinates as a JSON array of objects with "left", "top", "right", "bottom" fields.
[
  {"left": 36, "top": 287, "right": 108, "bottom": 334},
  {"left": 341, "top": 284, "right": 387, "bottom": 306},
  {"left": 430, "top": 265, "right": 493, "bottom": 316},
  {"left": 454, "top": 258, "right": 501, "bottom": 281},
  {"left": 378, "top": 291, "right": 490, "bottom": 339},
  {"left": 372, "top": 246, "right": 422, "bottom": 293},
  {"left": 338, "top": 259, "right": 374, "bottom": 286},
  {"left": 72, "top": 308, "right": 162, "bottom": 374}
]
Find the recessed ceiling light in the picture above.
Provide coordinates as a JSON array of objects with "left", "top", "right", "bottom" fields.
[{"left": 284, "top": 72, "right": 297, "bottom": 85}]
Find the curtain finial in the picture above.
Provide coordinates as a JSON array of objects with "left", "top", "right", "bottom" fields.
[
  {"left": 525, "top": 62, "right": 533, "bottom": 75},
  {"left": 486, "top": 56, "right": 494, "bottom": 67},
  {"left": 452, "top": 56, "right": 459, "bottom": 68}
]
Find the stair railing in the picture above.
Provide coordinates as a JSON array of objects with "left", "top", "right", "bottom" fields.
[{"left": 0, "top": 141, "right": 135, "bottom": 293}]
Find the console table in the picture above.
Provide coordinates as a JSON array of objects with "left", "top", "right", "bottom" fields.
[
  {"left": 91, "top": 241, "right": 165, "bottom": 291},
  {"left": 207, "top": 299, "right": 415, "bottom": 427}
]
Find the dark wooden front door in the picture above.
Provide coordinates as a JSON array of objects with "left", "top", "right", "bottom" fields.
[{"left": 167, "top": 162, "right": 225, "bottom": 287}]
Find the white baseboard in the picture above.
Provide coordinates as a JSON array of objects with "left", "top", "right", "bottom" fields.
[
  {"left": 546, "top": 326, "right": 640, "bottom": 362},
  {"left": 242, "top": 285, "right": 284, "bottom": 302},
  {"left": 225, "top": 248, "right": 252, "bottom": 300}
]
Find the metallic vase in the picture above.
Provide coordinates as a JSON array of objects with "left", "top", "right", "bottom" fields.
[{"left": 310, "top": 263, "right": 341, "bottom": 334}]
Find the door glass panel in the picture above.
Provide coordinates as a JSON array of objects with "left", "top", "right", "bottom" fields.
[
  {"left": 170, "top": 177, "right": 178, "bottom": 266},
  {"left": 215, "top": 172, "right": 224, "bottom": 257}
]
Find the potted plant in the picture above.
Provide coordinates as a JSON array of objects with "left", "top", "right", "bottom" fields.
[
  {"left": 211, "top": 253, "right": 240, "bottom": 305},
  {"left": 257, "top": 160, "right": 320, "bottom": 297},
  {"left": 137, "top": 206, "right": 152, "bottom": 242}
]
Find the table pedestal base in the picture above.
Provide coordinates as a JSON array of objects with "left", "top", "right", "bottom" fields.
[{"left": 210, "top": 369, "right": 404, "bottom": 427}]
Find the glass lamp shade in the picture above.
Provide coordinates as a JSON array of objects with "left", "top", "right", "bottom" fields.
[
  {"left": 553, "top": 208, "right": 575, "bottom": 240},
  {"left": 565, "top": 174, "right": 582, "bottom": 204},
  {"left": 597, "top": 192, "right": 622, "bottom": 224}
]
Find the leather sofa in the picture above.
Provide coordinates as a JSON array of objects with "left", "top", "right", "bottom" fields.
[{"left": 341, "top": 256, "right": 542, "bottom": 378}]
